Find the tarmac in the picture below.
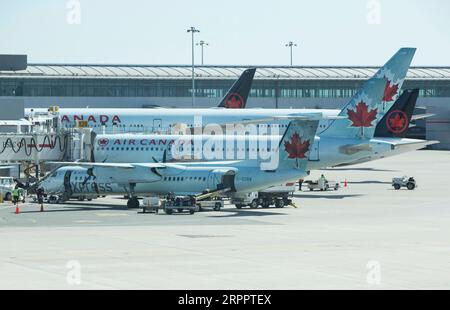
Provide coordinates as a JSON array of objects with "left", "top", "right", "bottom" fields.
[{"left": 0, "top": 150, "right": 449, "bottom": 289}]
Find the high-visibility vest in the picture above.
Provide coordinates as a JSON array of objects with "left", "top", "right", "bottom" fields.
[{"left": 12, "top": 189, "right": 20, "bottom": 197}]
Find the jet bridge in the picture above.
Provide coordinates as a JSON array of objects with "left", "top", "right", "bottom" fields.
[{"left": 0, "top": 107, "right": 71, "bottom": 180}]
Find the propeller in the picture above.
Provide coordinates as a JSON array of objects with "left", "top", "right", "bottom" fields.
[
  {"left": 152, "top": 149, "right": 167, "bottom": 163},
  {"left": 150, "top": 150, "right": 167, "bottom": 178}
]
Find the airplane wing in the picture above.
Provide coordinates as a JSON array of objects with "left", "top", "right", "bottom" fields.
[
  {"left": 371, "top": 138, "right": 440, "bottom": 151},
  {"left": 47, "top": 162, "right": 167, "bottom": 169},
  {"left": 215, "top": 113, "right": 345, "bottom": 127},
  {"left": 411, "top": 113, "right": 435, "bottom": 121},
  {"left": 339, "top": 144, "right": 373, "bottom": 155}
]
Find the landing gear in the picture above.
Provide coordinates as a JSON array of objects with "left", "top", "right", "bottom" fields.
[
  {"left": 127, "top": 197, "right": 140, "bottom": 209},
  {"left": 126, "top": 183, "right": 139, "bottom": 209}
]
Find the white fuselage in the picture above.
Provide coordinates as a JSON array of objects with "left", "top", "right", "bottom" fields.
[{"left": 26, "top": 107, "right": 338, "bottom": 135}]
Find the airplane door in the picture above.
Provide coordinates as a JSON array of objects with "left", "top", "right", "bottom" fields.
[
  {"left": 309, "top": 140, "right": 320, "bottom": 161},
  {"left": 207, "top": 172, "right": 218, "bottom": 190},
  {"left": 153, "top": 118, "right": 162, "bottom": 132}
]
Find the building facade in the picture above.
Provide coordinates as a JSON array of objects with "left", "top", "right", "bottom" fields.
[{"left": 1, "top": 64, "right": 449, "bottom": 149}]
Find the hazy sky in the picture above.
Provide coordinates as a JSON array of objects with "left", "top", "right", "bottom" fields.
[{"left": 1, "top": 0, "right": 449, "bottom": 66}]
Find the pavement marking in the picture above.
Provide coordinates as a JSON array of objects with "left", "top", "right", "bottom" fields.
[
  {"left": 73, "top": 220, "right": 102, "bottom": 223},
  {"left": 95, "top": 213, "right": 130, "bottom": 217}
]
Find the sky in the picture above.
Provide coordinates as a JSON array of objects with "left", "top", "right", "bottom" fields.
[{"left": 0, "top": 0, "right": 449, "bottom": 66}]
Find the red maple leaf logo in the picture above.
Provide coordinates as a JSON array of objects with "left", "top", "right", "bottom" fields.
[
  {"left": 224, "top": 93, "right": 244, "bottom": 108},
  {"left": 383, "top": 80, "right": 399, "bottom": 102},
  {"left": 347, "top": 101, "right": 378, "bottom": 127},
  {"left": 98, "top": 138, "right": 109, "bottom": 146},
  {"left": 284, "top": 132, "right": 310, "bottom": 159},
  {"left": 386, "top": 110, "right": 408, "bottom": 134}
]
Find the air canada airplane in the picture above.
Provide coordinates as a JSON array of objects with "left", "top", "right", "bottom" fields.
[
  {"left": 90, "top": 88, "right": 435, "bottom": 168},
  {"left": 27, "top": 48, "right": 416, "bottom": 135},
  {"left": 40, "top": 66, "right": 437, "bottom": 207},
  {"left": 41, "top": 119, "right": 321, "bottom": 208}
]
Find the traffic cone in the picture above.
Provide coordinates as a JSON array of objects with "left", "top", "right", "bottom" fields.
[
  {"left": 344, "top": 179, "right": 348, "bottom": 188},
  {"left": 15, "top": 204, "right": 20, "bottom": 214}
]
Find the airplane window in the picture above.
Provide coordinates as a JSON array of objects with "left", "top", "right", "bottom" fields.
[
  {"left": 177, "top": 177, "right": 180, "bottom": 181},
  {"left": 151, "top": 148, "right": 154, "bottom": 151},
  {"left": 130, "top": 148, "right": 134, "bottom": 151},
  {"left": 146, "top": 148, "right": 149, "bottom": 151},
  {"left": 121, "top": 148, "right": 124, "bottom": 151},
  {"left": 156, "top": 148, "right": 159, "bottom": 151},
  {"left": 203, "top": 177, "right": 206, "bottom": 182},
  {"left": 181, "top": 177, "right": 184, "bottom": 181},
  {"left": 126, "top": 147, "right": 129, "bottom": 151}
]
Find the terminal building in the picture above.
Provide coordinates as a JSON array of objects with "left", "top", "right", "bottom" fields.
[{"left": 1, "top": 62, "right": 449, "bottom": 149}]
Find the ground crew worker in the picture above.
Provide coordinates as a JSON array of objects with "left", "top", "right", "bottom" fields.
[
  {"left": 298, "top": 179, "right": 304, "bottom": 191},
  {"left": 37, "top": 187, "right": 45, "bottom": 212},
  {"left": 12, "top": 186, "right": 20, "bottom": 205},
  {"left": 319, "top": 174, "right": 326, "bottom": 190}
]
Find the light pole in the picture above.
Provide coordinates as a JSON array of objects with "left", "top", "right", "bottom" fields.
[
  {"left": 187, "top": 26, "right": 200, "bottom": 107},
  {"left": 196, "top": 40, "right": 209, "bottom": 65},
  {"left": 285, "top": 41, "right": 298, "bottom": 66}
]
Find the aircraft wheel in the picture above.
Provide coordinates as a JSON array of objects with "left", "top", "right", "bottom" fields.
[
  {"left": 165, "top": 209, "right": 173, "bottom": 215},
  {"left": 407, "top": 182, "right": 416, "bottom": 190},
  {"left": 235, "top": 204, "right": 243, "bottom": 209},
  {"left": 394, "top": 184, "right": 401, "bottom": 190},
  {"left": 249, "top": 200, "right": 258, "bottom": 209},
  {"left": 189, "top": 209, "right": 195, "bottom": 215},
  {"left": 127, "top": 197, "right": 140, "bottom": 209}
]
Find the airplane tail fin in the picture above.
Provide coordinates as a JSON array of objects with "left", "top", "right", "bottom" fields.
[
  {"left": 374, "top": 89, "right": 419, "bottom": 138},
  {"left": 218, "top": 68, "right": 256, "bottom": 108},
  {"left": 372, "top": 47, "right": 416, "bottom": 112},
  {"left": 277, "top": 119, "right": 319, "bottom": 170},
  {"left": 320, "top": 78, "right": 387, "bottom": 139},
  {"left": 320, "top": 48, "right": 416, "bottom": 140}
]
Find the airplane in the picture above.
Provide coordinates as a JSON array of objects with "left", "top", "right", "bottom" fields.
[
  {"left": 26, "top": 48, "right": 416, "bottom": 136},
  {"left": 39, "top": 119, "right": 321, "bottom": 208},
  {"left": 90, "top": 88, "right": 435, "bottom": 168},
  {"left": 37, "top": 70, "right": 421, "bottom": 205}
]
